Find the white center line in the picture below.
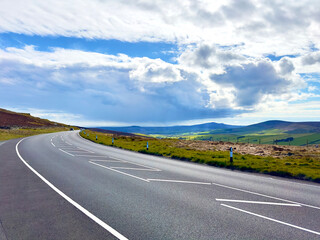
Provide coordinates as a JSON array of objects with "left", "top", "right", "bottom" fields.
[
  {"left": 216, "top": 199, "right": 301, "bottom": 207},
  {"left": 59, "top": 149, "right": 74, "bottom": 157},
  {"left": 221, "top": 204, "right": 320, "bottom": 236},
  {"left": 89, "top": 161, "right": 149, "bottom": 182},
  {"left": 147, "top": 179, "right": 212, "bottom": 185}
]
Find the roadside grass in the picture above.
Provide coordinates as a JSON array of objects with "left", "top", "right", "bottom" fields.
[
  {"left": 81, "top": 130, "right": 320, "bottom": 183},
  {"left": 0, "top": 127, "right": 73, "bottom": 141}
]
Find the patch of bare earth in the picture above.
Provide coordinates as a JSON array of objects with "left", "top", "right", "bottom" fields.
[{"left": 173, "top": 139, "right": 320, "bottom": 159}]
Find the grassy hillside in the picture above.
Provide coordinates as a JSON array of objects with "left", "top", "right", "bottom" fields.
[
  {"left": 80, "top": 129, "right": 320, "bottom": 183},
  {"left": 0, "top": 108, "right": 67, "bottom": 128},
  {"left": 0, "top": 108, "right": 75, "bottom": 140},
  {"left": 186, "top": 121, "right": 320, "bottom": 146}
]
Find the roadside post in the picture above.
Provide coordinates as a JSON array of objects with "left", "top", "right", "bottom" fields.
[
  {"left": 230, "top": 147, "right": 233, "bottom": 164},
  {"left": 147, "top": 141, "right": 149, "bottom": 150},
  {"left": 112, "top": 138, "right": 114, "bottom": 145},
  {"left": 96, "top": 135, "right": 97, "bottom": 141}
]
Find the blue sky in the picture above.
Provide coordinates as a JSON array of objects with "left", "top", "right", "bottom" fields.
[{"left": 0, "top": 0, "right": 320, "bottom": 126}]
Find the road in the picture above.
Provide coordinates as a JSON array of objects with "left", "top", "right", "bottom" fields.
[{"left": 1, "top": 131, "right": 320, "bottom": 239}]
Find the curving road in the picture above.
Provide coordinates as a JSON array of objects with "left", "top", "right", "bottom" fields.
[{"left": 1, "top": 131, "right": 320, "bottom": 239}]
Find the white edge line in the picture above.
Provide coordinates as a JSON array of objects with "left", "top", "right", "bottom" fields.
[
  {"left": 147, "top": 179, "right": 211, "bottom": 185},
  {"left": 211, "top": 182, "right": 320, "bottom": 210},
  {"left": 89, "top": 161, "right": 149, "bottom": 182},
  {"left": 221, "top": 204, "right": 320, "bottom": 236},
  {"left": 51, "top": 142, "right": 56, "bottom": 147},
  {"left": 16, "top": 139, "right": 128, "bottom": 240},
  {"left": 216, "top": 199, "right": 301, "bottom": 207},
  {"left": 58, "top": 149, "right": 74, "bottom": 157}
]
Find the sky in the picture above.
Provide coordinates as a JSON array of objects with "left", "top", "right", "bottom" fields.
[{"left": 0, "top": 0, "right": 320, "bottom": 127}]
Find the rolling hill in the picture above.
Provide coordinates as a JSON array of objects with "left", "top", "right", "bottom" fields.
[
  {"left": 99, "top": 122, "right": 241, "bottom": 136},
  {"left": 193, "top": 120, "right": 320, "bottom": 146},
  {"left": 212, "top": 120, "right": 320, "bottom": 135}
]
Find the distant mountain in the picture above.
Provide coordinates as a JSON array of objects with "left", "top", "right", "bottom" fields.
[
  {"left": 99, "top": 122, "right": 241, "bottom": 135},
  {"left": 213, "top": 120, "right": 320, "bottom": 134},
  {"left": 0, "top": 108, "right": 67, "bottom": 128}
]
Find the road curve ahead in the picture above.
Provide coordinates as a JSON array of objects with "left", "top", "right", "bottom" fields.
[{"left": 1, "top": 131, "right": 320, "bottom": 239}]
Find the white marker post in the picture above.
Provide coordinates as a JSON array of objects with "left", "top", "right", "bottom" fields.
[
  {"left": 146, "top": 141, "right": 149, "bottom": 150},
  {"left": 112, "top": 138, "right": 114, "bottom": 145},
  {"left": 230, "top": 147, "right": 233, "bottom": 164},
  {"left": 96, "top": 135, "right": 98, "bottom": 141}
]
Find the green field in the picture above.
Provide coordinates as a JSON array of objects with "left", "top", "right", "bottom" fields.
[
  {"left": 187, "top": 131, "right": 320, "bottom": 146},
  {"left": 80, "top": 130, "right": 320, "bottom": 183}
]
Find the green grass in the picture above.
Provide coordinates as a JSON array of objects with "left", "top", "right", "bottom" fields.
[
  {"left": 191, "top": 132, "right": 320, "bottom": 146},
  {"left": 81, "top": 130, "right": 320, "bottom": 183},
  {"left": 0, "top": 127, "right": 74, "bottom": 141}
]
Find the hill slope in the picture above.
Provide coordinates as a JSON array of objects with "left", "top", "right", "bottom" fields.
[
  {"left": 213, "top": 120, "right": 320, "bottom": 134},
  {"left": 0, "top": 108, "right": 67, "bottom": 128},
  {"left": 99, "top": 122, "right": 241, "bottom": 135}
]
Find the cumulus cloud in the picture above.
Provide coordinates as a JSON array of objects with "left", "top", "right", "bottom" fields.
[
  {"left": 302, "top": 52, "right": 320, "bottom": 65},
  {"left": 0, "top": 46, "right": 233, "bottom": 124},
  {"left": 279, "top": 57, "right": 295, "bottom": 75},
  {"left": 210, "top": 61, "right": 292, "bottom": 107},
  {"left": 178, "top": 43, "right": 247, "bottom": 73}
]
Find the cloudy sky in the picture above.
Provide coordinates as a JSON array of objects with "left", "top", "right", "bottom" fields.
[{"left": 0, "top": 0, "right": 320, "bottom": 126}]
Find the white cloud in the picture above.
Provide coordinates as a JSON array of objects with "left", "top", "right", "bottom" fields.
[
  {"left": 1, "top": 45, "right": 314, "bottom": 125},
  {"left": 0, "top": 0, "right": 320, "bottom": 57}
]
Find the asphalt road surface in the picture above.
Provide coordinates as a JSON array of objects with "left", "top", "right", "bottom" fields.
[{"left": 1, "top": 131, "right": 320, "bottom": 239}]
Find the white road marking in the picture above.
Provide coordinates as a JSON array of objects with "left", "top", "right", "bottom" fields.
[
  {"left": 123, "top": 161, "right": 161, "bottom": 171},
  {"left": 110, "top": 167, "right": 160, "bottom": 171},
  {"left": 59, "top": 149, "right": 74, "bottom": 157},
  {"left": 107, "top": 157, "right": 161, "bottom": 171},
  {"left": 77, "top": 146, "right": 95, "bottom": 153},
  {"left": 109, "top": 156, "right": 125, "bottom": 161},
  {"left": 16, "top": 139, "right": 128, "bottom": 240},
  {"left": 216, "top": 199, "right": 301, "bottom": 207},
  {"left": 89, "top": 161, "right": 149, "bottom": 182},
  {"left": 75, "top": 155, "right": 104, "bottom": 157},
  {"left": 0, "top": 141, "right": 7, "bottom": 147},
  {"left": 221, "top": 204, "right": 320, "bottom": 236},
  {"left": 62, "top": 150, "right": 90, "bottom": 153},
  {"left": 65, "top": 141, "right": 73, "bottom": 145},
  {"left": 147, "top": 179, "right": 212, "bottom": 185},
  {"left": 51, "top": 142, "right": 56, "bottom": 147},
  {"left": 90, "top": 159, "right": 126, "bottom": 163},
  {"left": 211, "top": 182, "right": 320, "bottom": 210}
]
